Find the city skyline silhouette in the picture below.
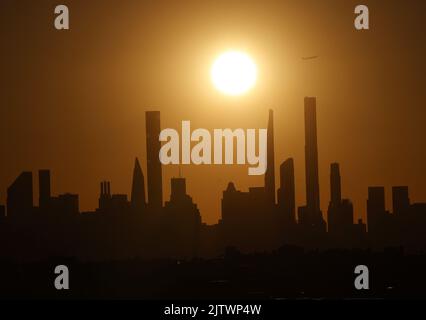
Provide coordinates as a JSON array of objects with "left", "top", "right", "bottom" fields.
[
  {"left": 2, "top": 98, "right": 426, "bottom": 299},
  {"left": 1, "top": 97, "right": 425, "bottom": 228},
  {"left": 1, "top": 0, "right": 426, "bottom": 299},
  {"left": 1, "top": 96, "right": 426, "bottom": 261},
  {"left": 1, "top": 0, "right": 426, "bottom": 227}
]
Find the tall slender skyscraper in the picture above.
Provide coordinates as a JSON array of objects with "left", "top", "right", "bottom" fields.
[
  {"left": 277, "top": 158, "right": 296, "bottom": 223},
  {"left": 146, "top": 111, "right": 163, "bottom": 209},
  {"left": 264, "top": 109, "right": 276, "bottom": 204},
  {"left": 39, "top": 170, "right": 51, "bottom": 210},
  {"left": 299, "top": 97, "right": 325, "bottom": 231},
  {"left": 304, "top": 97, "right": 321, "bottom": 213},
  {"left": 131, "top": 157, "right": 146, "bottom": 213}
]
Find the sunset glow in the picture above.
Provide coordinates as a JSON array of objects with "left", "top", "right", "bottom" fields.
[{"left": 211, "top": 51, "right": 257, "bottom": 96}]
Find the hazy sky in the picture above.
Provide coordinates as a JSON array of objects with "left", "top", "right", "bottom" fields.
[{"left": 1, "top": 0, "right": 425, "bottom": 224}]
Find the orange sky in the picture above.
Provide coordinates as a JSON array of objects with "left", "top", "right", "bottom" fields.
[{"left": 1, "top": 0, "right": 425, "bottom": 224}]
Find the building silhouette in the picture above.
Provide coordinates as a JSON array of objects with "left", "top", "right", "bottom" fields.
[
  {"left": 131, "top": 157, "right": 146, "bottom": 214},
  {"left": 7, "top": 171, "right": 33, "bottom": 219},
  {"left": 221, "top": 182, "right": 280, "bottom": 251},
  {"left": 36, "top": 170, "right": 80, "bottom": 219},
  {"left": 298, "top": 97, "right": 326, "bottom": 232},
  {"left": 327, "top": 163, "right": 357, "bottom": 244},
  {"left": 2, "top": 98, "right": 426, "bottom": 263},
  {"left": 330, "top": 163, "right": 341, "bottom": 205},
  {"left": 367, "top": 186, "right": 387, "bottom": 234},
  {"left": 304, "top": 97, "right": 321, "bottom": 213},
  {"left": 265, "top": 109, "right": 276, "bottom": 204},
  {"left": 99, "top": 181, "right": 111, "bottom": 211},
  {"left": 49, "top": 193, "right": 79, "bottom": 217},
  {"left": 220, "top": 111, "right": 282, "bottom": 251},
  {"left": 98, "top": 181, "right": 130, "bottom": 215},
  {"left": 164, "top": 177, "right": 202, "bottom": 257},
  {"left": 38, "top": 170, "right": 51, "bottom": 211},
  {"left": 392, "top": 186, "right": 410, "bottom": 216},
  {"left": 277, "top": 158, "right": 296, "bottom": 225},
  {"left": 146, "top": 111, "right": 163, "bottom": 210}
]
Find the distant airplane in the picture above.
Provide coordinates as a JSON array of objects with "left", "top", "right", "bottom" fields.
[{"left": 302, "top": 56, "right": 319, "bottom": 60}]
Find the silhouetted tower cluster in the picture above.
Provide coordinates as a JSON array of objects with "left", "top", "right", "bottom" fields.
[
  {"left": 2, "top": 99, "right": 426, "bottom": 260},
  {"left": 5, "top": 170, "right": 80, "bottom": 220}
]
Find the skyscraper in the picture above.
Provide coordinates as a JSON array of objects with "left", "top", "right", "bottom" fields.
[
  {"left": 7, "top": 171, "right": 33, "bottom": 219},
  {"left": 367, "top": 186, "right": 386, "bottom": 233},
  {"left": 164, "top": 177, "right": 201, "bottom": 258},
  {"left": 264, "top": 109, "right": 276, "bottom": 204},
  {"left": 277, "top": 158, "right": 296, "bottom": 224},
  {"left": 131, "top": 157, "right": 146, "bottom": 213},
  {"left": 39, "top": 169, "right": 51, "bottom": 210},
  {"left": 304, "top": 97, "right": 321, "bottom": 213},
  {"left": 300, "top": 97, "right": 325, "bottom": 231},
  {"left": 146, "top": 111, "right": 163, "bottom": 210},
  {"left": 327, "top": 163, "right": 354, "bottom": 235},
  {"left": 392, "top": 186, "right": 410, "bottom": 215}
]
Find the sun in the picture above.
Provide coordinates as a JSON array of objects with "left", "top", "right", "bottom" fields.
[{"left": 211, "top": 51, "right": 257, "bottom": 96}]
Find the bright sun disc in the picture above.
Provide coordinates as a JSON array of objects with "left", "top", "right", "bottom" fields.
[{"left": 211, "top": 51, "right": 257, "bottom": 96}]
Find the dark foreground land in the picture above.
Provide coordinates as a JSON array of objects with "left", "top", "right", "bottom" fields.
[{"left": 1, "top": 247, "right": 426, "bottom": 299}]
